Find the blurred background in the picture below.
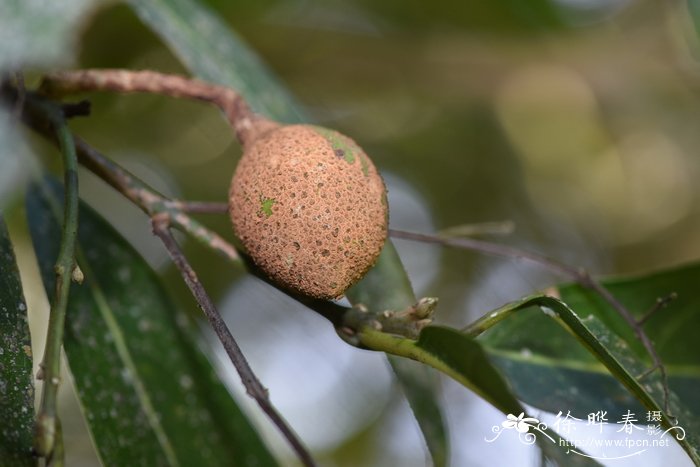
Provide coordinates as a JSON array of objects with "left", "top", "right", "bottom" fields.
[{"left": 9, "top": 0, "right": 700, "bottom": 465}]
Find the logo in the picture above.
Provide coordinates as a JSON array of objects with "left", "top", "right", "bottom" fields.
[{"left": 485, "top": 411, "right": 686, "bottom": 461}]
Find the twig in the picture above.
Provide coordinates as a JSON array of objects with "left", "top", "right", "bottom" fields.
[
  {"left": 166, "top": 200, "right": 229, "bottom": 214},
  {"left": 39, "top": 69, "right": 278, "bottom": 146},
  {"left": 637, "top": 293, "right": 677, "bottom": 326},
  {"left": 389, "top": 228, "right": 672, "bottom": 413},
  {"left": 636, "top": 364, "right": 661, "bottom": 382},
  {"left": 151, "top": 217, "right": 316, "bottom": 467},
  {"left": 32, "top": 100, "right": 80, "bottom": 465},
  {"left": 439, "top": 220, "right": 515, "bottom": 238}
]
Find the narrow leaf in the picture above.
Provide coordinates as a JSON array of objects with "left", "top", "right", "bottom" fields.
[
  {"left": 0, "top": 216, "right": 35, "bottom": 467},
  {"left": 27, "top": 178, "right": 277, "bottom": 467},
  {"left": 417, "top": 326, "right": 522, "bottom": 414},
  {"left": 478, "top": 293, "right": 700, "bottom": 464}
]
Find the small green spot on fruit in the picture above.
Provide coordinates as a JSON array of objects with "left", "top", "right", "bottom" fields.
[
  {"left": 312, "top": 126, "right": 357, "bottom": 164},
  {"left": 260, "top": 197, "right": 276, "bottom": 217},
  {"left": 359, "top": 154, "right": 370, "bottom": 177}
]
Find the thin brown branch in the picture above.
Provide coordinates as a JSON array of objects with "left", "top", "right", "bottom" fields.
[
  {"left": 637, "top": 293, "right": 677, "bottom": 326},
  {"left": 166, "top": 200, "right": 229, "bottom": 214},
  {"left": 439, "top": 220, "right": 515, "bottom": 238},
  {"left": 389, "top": 228, "right": 672, "bottom": 412},
  {"left": 39, "top": 69, "right": 279, "bottom": 146},
  {"left": 390, "top": 229, "right": 578, "bottom": 277},
  {"left": 151, "top": 217, "right": 316, "bottom": 467}
]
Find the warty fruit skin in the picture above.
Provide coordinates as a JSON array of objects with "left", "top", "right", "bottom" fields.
[{"left": 229, "top": 124, "right": 388, "bottom": 299}]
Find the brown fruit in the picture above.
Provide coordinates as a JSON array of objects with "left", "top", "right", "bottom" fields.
[{"left": 229, "top": 124, "right": 388, "bottom": 299}]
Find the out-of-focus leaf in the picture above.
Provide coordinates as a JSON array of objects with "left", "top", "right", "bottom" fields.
[
  {"left": 0, "top": 108, "right": 32, "bottom": 208},
  {"left": 354, "top": 0, "right": 566, "bottom": 32},
  {"left": 125, "top": 0, "right": 303, "bottom": 123},
  {"left": 0, "top": 0, "right": 100, "bottom": 72},
  {"left": 126, "top": 1, "right": 452, "bottom": 464},
  {"left": 27, "top": 178, "right": 277, "bottom": 467},
  {"left": 689, "top": 0, "right": 700, "bottom": 40},
  {"left": 0, "top": 217, "right": 35, "bottom": 467},
  {"left": 479, "top": 292, "right": 700, "bottom": 464},
  {"left": 0, "top": 0, "right": 87, "bottom": 205}
]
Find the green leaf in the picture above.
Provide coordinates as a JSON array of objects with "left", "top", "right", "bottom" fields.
[
  {"left": 0, "top": 217, "right": 35, "bottom": 467},
  {"left": 0, "top": 0, "right": 100, "bottom": 72},
  {"left": 478, "top": 292, "right": 700, "bottom": 464},
  {"left": 27, "top": 178, "right": 277, "bottom": 467},
  {"left": 126, "top": 1, "right": 452, "bottom": 463},
  {"left": 417, "top": 326, "right": 523, "bottom": 414},
  {"left": 560, "top": 263, "right": 700, "bottom": 382},
  {"left": 124, "top": 0, "right": 304, "bottom": 123},
  {"left": 688, "top": 0, "right": 700, "bottom": 41}
]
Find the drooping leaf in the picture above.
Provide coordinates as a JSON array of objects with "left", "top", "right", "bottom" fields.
[
  {"left": 27, "top": 178, "right": 277, "bottom": 467},
  {"left": 125, "top": 1, "right": 451, "bottom": 464},
  {"left": 0, "top": 216, "right": 35, "bottom": 467},
  {"left": 0, "top": 0, "right": 100, "bottom": 73},
  {"left": 478, "top": 292, "right": 700, "bottom": 464}
]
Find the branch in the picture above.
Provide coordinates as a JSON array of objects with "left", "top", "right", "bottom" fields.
[
  {"left": 151, "top": 217, "right": 316, "bottom": 467},
  {"left": 389, "top": 228, "right": 672, "bottom": 413},
  {"left": 167, "top": 200, "right": 229, "bottom": 214},
  {"left": 32, "top": 99, "right": 81, "bottom": 466},
  {"left": 39, "top": 69, "right": 278, "bottom": 146}
]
